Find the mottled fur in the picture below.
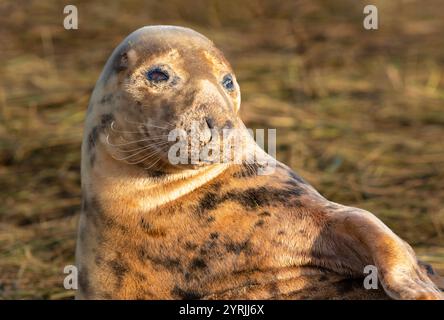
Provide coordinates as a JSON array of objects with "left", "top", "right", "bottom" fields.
[{"left": 76, "top": 26, "right": 443, "bottom": 300}]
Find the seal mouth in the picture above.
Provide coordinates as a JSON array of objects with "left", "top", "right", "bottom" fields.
[
  {"left": 104, "top": 116, "right": 249, "bottom": 173},
  {"left": 103, "top": 119, "right": 174, "bottom": 170}
]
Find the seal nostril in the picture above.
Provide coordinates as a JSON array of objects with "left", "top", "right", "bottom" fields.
[{"left": 205, "top": 117, "right": 215, "bottom": 130}]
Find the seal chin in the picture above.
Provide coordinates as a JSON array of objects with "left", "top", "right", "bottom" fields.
[{"left": 174, "top": 160, "right": 216, "bottom": 170}]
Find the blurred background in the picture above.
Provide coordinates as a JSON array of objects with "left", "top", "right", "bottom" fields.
[{"left": 0, "top": 0, "right": 443, "bottom": 299}]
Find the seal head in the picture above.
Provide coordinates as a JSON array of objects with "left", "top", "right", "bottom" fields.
[{"left": 87, "top": 26, "right": 243, "bottom": 172}]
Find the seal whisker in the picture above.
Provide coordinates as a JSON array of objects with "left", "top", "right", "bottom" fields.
[
  {"left": 122, "top": 115, "right": 149, "bottom": 126},
  {"left": 116, "top": 134, "right": 170, "bottom": 142},
  {"left": 143, "top": 157, "right": 162, "bottom": 171},
  {"left": 106, "top": 134, "right": 168, "bottom": 147},
  {"left": 110, "top": 121, "right": 143, "bottom": 134},
  {"left": 113, "top": 140, "right": 170, "bottom": 153},
  {"left": 123, "top": 141, "right": 169, "bottom": 160},
  {"left": 247, "top": 161, "right": 257, "bottom": 176},
  {"left": 113, "top": 147, "right": 163, "bottom": 164},
  {"left": 115, "top": 140, "right": 170, "bottom": 155},
  {"left": 155, "top": 119, "right": 175, "bottom": 127},
  {"left": 112, "top": 146, "right": 159, "bottom": 161},
  {"left": 124, "top": 147, "right": 166, "bottom": 165},
  {"left": 142, "top": 123, "right": 173, "bottom": 130}
]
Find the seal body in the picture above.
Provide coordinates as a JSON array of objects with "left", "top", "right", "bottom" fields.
[{"left": 76, "top": 26, "right": 443, "bottom": 300}]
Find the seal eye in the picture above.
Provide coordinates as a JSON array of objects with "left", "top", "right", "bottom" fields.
[
  {"left": 146, "top": 67, "right": 169, "bottom": 83},
  {"left": 222, "top": 74, "right": 235, "bottom": 92}
]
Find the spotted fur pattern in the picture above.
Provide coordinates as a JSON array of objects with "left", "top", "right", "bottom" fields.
[{"left": 76, "top": 26, "right": 444, "bottom": 300}]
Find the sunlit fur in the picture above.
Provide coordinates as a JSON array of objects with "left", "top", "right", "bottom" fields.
[{"left": 76, "top": 26, "right": 443, "bottom": 300}]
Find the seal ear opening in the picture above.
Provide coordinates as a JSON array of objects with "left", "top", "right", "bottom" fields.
[
  {"left": 116, "top": 52, "right": 129, "bottom": 71},
  {"left": 114, "top": 48, "right": 138, "bottom": 72}
]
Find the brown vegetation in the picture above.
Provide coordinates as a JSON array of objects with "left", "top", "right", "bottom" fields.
[{"left": 0, "top": 0, "right": 443, "bottom": 299}]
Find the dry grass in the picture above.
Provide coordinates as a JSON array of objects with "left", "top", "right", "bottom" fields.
[{"left": 0, "top": 0, "right": 443, "bottom": 299}]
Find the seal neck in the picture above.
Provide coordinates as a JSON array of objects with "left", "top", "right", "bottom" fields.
[
  {"left": 140, "top": 163, "right": 231, "bottom": 211},
  {"left": 90, "top": 154, "right": 231, "bottom": 215},
  {"left": 86, "top": 136, "right": 276, "bottom": 215}
]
